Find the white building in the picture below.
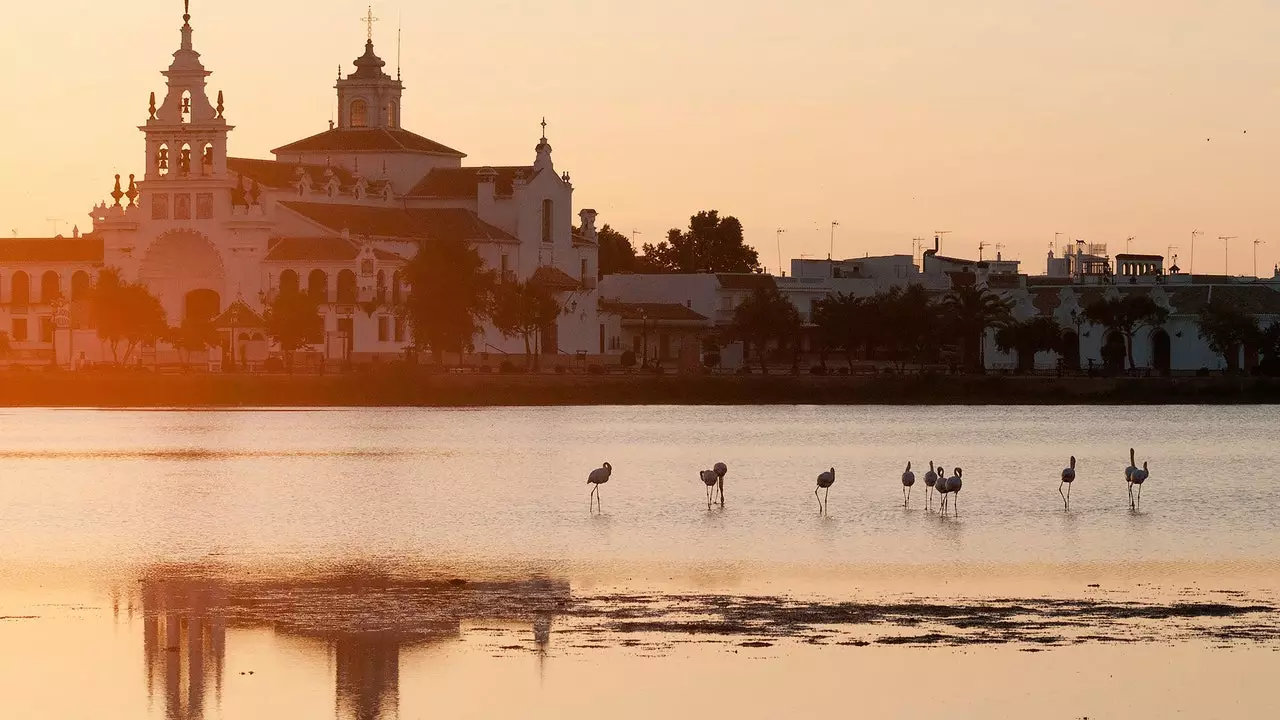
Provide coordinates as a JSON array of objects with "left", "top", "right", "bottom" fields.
[{"left": 0, "top": 5, "right": 600, "bottom": 368}]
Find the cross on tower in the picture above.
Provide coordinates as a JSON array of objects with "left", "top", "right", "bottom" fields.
[
  {"left": 184, "top": 0, "right": 191, "bottom": 23},
  {"left": 362, "top": 5, "right": 379, "bottom": 42},
  {"left": 541, "top": 117, "right": 548, "bottom": 141}
]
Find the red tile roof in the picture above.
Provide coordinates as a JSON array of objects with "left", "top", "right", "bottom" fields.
[
  {"left": 280, "top": 202, "right": 519, "bottom": 244},
  {"left": 529, "top": 266, "right": 583, "bottom": 291},
  {"left": 264, "top": 236, "right": 405, "bottom": 264},
  {"left": 228, "top": 157, "right": 359, "bottom": 189},
  {"left": 272, "top": 128, "right": 464, "bottom": 156},
  {"left": 212, "top": 300, "right": 266, "bottom": 329},
  {"left": 0, "top": 237, "right": 104, "bottom": 263},
  {"left": 599, "top": 301, "right": 710, "bottom": 323},
  {"left": 408, "top": 166, "right": 532, "bottom": 198}
]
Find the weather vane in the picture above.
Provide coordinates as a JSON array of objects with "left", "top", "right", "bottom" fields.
[
  {"left": 183, "top": 0, "right": 191, "bottom": 23},
  {"left": 362, "top": 5, "right": 379, "bottom": 42}
]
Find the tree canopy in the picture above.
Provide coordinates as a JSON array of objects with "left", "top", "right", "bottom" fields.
[
  {"left": 641, "top": 211, "right": 762, "bottom": 274},
  {"left": 1196, "top": 302, "right": 1259, "bottom": 373},
  {"left": 994, "top": 316, "right": 1065, "bottom": 373},
  {"left": 403, "top": 239, "right": 496, "bottom": 362},
  {"left": 89, "top": 268, "right": 167, "bottom": 364},
  {"left": 1083, "top": 295, "right": 1169, "bottom": 370},
  {"left": 730, "top": 285, "right": 801, "bottom": 374},
  {"left": 491, "top": 280, "right": 562, "bottom": 369},
  {"left": 166, "top": 317, "right": 220, "bottom": 369},
  {"left": 265, "top": 289, "right": 322, "bottom": 373},
  {"left": 942, "top": 284, "right": 1013, "bottom": 372}
]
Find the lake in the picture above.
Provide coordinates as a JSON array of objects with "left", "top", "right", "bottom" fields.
[{"left": 2, "top": 406, "right": 1279, "bottom": 718}]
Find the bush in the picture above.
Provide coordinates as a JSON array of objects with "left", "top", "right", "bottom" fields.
[
  {"left": 479, "top": 365, "right": 493, "bottom": 374},
  {"left": 809, "top": 365, "right": 828, "bottom": 376},
  {"left": 587, "top": 364, "right": 605, "bottom": 375},
  {"left": 1196, "top": 367, "right": 1211, "bottom": 378},
  {"left": 702, "top": 351, "right": 721, "bottom": 369},
  {"left": 499, "top": 360, "right": 517, "bottom": 374},
  {"left": 554, "top": 365, "right": 567, "bottom": 374},
  {"left": 736, "top": 366, "right": 753, "bottom": 375},
  {"left": 620, "top": 350, "right": 637, "bottom": 369},
  {"left": 836, "top": 367, "right": 850, "bottom": 376}
]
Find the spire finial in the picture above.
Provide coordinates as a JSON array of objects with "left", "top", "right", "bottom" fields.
[
  {"left": 184, "top": 0, "right": 191, "bottom": 24},
  {"left": 362, "top": 5, "right": 379, "bottom": 42},
  {"left": 541, "top": 117, "right": 548, "bottom": 142}
]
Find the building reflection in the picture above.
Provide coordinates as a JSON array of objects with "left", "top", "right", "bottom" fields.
[{"left": 139, "top": 567, "right": 569, "bottom": 720}]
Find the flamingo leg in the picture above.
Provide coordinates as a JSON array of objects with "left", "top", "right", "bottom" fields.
[
  {"left": 1136, "top": 484, "right": 1142, "bottom": 510},
  {"left": 719, "top": 479, "right": 725, "bottom": 506},
  {"left": 954, "top": 493, "right": 959, "bottom": 516},
  {"left": 1059, "top": 482, "right": 1067, "bottom": 510},
  {"left": 825, "top": 487, "right": 830, "bottom": 514},
  {"left": 1067, "top": 483, "right": 1072, "bottom": 509},
  {"left": 815, "top": 488, "right": 822, "bottom": 513}
]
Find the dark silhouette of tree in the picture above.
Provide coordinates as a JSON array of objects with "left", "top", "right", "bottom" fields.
[
  {"left": 265, "top": 289, "right": 322, "bottom": 373},
  {"left": 90, "top": 268, "right": 167, "bottom": 364},
  {"left": 994, "top": 316, "right": 1065, "bottom": 373},
  {"left": 812, "top": 293, "right": 865, "bottom": 370},
  {"left": 730, "top": 285, "right": 801, "bottom": 374},
  {"left": 1084, "top": 295, "right": 1170, "bottom": 370},
  {"left": 597, "top": 224, "right": 644, "bottom": 277},
  {"left": 1196, "top": 302, "right": 1259, "bottom": 373},
  {"left": 403, "top": 239, "right": 496, "bottom": 362},
  {"left": 491, "top": 281, "right": 561, "bottom": 370},
  {"left": 882, "top": 285, "right": 939, "bottom": 368},
  {"left": 942, "top": 284, "right": 1013, "bottom": 372},
  {"left": 1259, "top": 322, "right": 1280, "bottom": 376},
  {"left": 166, "top": 317, "right": 220, "bottom": 369},
  {"left": 641, "top": 211, "right": 761, "bottom": 274}
]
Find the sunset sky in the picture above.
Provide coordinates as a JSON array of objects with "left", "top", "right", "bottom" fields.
[{"left": 2, "top": 0, "right": 1278, "bottom": 276}]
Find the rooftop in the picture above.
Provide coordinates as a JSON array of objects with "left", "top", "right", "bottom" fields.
[
  {"left": 0, "top": 236, "right": 104, "bottom": 263},
  {"left": 264, "top": 237, "right": 405, "bottom": 264},
  {"left": 272, "top": 127, "right": 464, "bottom": 157},
  {"left": 281, "top": 203, "right": 518, "bottom": 244},
  {"left": 599, "top": 301, "right": 710, "bottom": 323}
]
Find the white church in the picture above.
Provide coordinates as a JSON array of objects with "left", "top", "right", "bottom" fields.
[{"left": 0, "top": 3, "right": 602, "bottom": 369}]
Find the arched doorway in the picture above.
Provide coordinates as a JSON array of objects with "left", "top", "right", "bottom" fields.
[
  {"left": 279, "top": 269, "right": 300, "bottom": 296},
  {"left": 337, "top": 269, "right": 358, "bottom": 304},
  {"left": 1102, "top": 331, "right": 1126, "bottom": 374},
  {"left": 308, "top": 270, "right": 328, "bottom": 304},
  {"left": 185, "top": 289, "right": 221, "bottom": 324},
  {"left": 138, "top": 229, "right": 226, "bottom": 322},
  {"left": 1151, "top": 329, "right": 1172, "bottom": 376}
]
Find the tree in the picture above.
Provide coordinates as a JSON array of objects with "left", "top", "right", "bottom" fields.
[
  {"left": 994, "top": 316, "right": 1065, "bottom": 373},
  {"left": 403, "top": 239, "right": 496, "bottom": 363},
  {"left": 167, "top": 317, "right": 220, "bottom": 369},
  {"left": 1196, "top": 302, "right": 1259, "bottom": 373},
  {"left": 730, "top": 286, "right": 801, "bottom": 374},
  {"left": 491, "top": 281, "right": 562, "bottom": 370},
  {"left": 89, "top": 268, "right": 167, "bottom": 364},
  {"left": 881, "top": 285, "right": 939, "bottom": 368},
  {"left": 597, "top": 224, "right": 645, "bottom": 277},
  {"left": 265, "top": 290, "right": 322, "bottom": 373},
  {"left": 942, "top": 284, "right": 1013, "bottom": 372},
  {"left": 641, "top": 211, "right": 762, "bottom": 274},
  {"left": 812, "top": 293, "right": 863, "bottom": 370},
  {"left": 0, "top": 332, "right": 11, "bottom": 362},
  {"left": 1083, "top": 295, "right": 1170, "bottom": 370},
  {"left": 1259, "top": 322, "right": 1280, "bottom": 376}
]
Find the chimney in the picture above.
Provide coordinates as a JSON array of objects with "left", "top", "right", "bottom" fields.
[
  {"left": 579, "top": 208, "right": 599, "bottom": 242},
  {"left": 476, "top": 167, "right": 497, "bottom": 222}
]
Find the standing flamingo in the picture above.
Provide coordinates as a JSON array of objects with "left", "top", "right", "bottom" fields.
[
  {"left": 935, "top": 466, "right": 950, "bottom": 514},
  {"left": 1125, "top": 448, "right": 1139, "bottom": 507},
  {"left": 699, "top": 469, "right": 719, "bottom": 508},
  {"left": 588, "top": 462, "right": 612, "bottom": 512},
  {"left": 1060, "top": 456, "right": 1076, "bottom": 510},
  {"left": 713, "top": 462, "right": 729, "bottom": 506},
  {"left": 1130, "top": 461, "right": 1150, "bottom": 510},
  {"left": 901, "top": 462, "right": 916, "bottom": 507},
  {"left": 815, "top": 468, "right": 836, "bottom": 515},
  {"left": 944, "top": 468, "right": 963, "bottom": 516},
  {"left": 923, "top": 461, "right": 938, "bottom": 510}
]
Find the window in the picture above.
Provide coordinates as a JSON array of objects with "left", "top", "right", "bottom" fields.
[
  {"left": 174, "top": 194, "right": 192, "bottom": 220},
  {"left": 376, "top": 271, "right": 387, "bottom": 303},
  {"left": 308, "top": 270, "right": 328, "bottom": 303},
  {"left": 394, "top": 316, "right": 405, "bottom": 342},
  {"left": 581, "top": 258, "right": 588, "bottom": 281},
  {"left": 541, "top": 199, "right": 554, "bottom": 243},
  {"left": 156, "top": 144, "right": 170, "bottom": 177},
  {"left": 41, "top": 271, "right": 60, "bottom": 304},
  {"left": 279, "top": 270, "right": 300, "bottom": 296},
  {"left": 351, "top": 99, "right": 368, "bottom": 128},
  {"left": 599, "top": 324, "right": 605, "bottom": 353},
  {"left": 151, "top": 193, "right": 169, "bottom": 220},
  {"left": 378, "top": 316, "right": 389, "bottom": 342},
  {"left": 337, "top": 318, "right": 354, "bottom": 355},
  {"left": 500, "top": 255, "right": 510, "bottom": 282},
  {"left": 40, "top": 317, "right": 54, "bottom": 343},
  {"left": 196, "top": 193, "right": 214, "bottom": 219},
  {"left": 337, "top": 269, "right": 358, "bottom": 304},
  {"left": 12, "top": 319, "right": 27, "bottom": 342},
  {"left": 71, "top": 271, "right": 91, "bottom": 302},
  {"left": 391, "top": 271, "right": 402, "bottom": 305},
  {"left": 11, "top": 271, "right": 29, "bottom": 306}
]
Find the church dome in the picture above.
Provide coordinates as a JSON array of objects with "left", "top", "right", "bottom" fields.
[{"left": 350, "top": 40, "right": 389, "bottom": 80}]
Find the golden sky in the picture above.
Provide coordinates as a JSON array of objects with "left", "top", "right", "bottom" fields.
[{"left": 1, "top": 0, "right": 1278, "bottom": 276}]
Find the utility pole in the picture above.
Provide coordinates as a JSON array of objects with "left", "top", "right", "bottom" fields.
[
  {"left": 1054, "top": 232, "right": 1064, "bottom": 253},
  {"left": 46, "top": 218, "right": 67, "bottom": 236},
  {"left": 776, "top": 228, "right": 787, "bottom": 276},
  {"left": 1126, "top": 236, "right": 1136, "bottom": 253},
  {"left": 1219, "top": 236, "right": 1237, "bottom": 276},
  {"left": 1254, "top": 239, "right": 1266, "bottom": 278},
  {"left": 1191, "top": 230, "right": 1203, "bottom": 274},
  {"left": 828, "top": 221, "right": 839, "bottom": 260}
]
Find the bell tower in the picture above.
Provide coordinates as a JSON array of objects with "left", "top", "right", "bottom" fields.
[
  {"left": 335, "top": 8, "right": 404, "bottom": 130},
  {"left": 139, "top": 1, "right": 234, "bottom": 223}
]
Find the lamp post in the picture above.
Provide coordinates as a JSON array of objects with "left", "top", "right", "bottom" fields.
[
  {"left": 50, "top": 295, "right": 68, "bottom": 369},
  {"left": 1069, "top": 308, "right": 1085, "bottom": 372},
  {"left": 639, "top": 310, "right": 650, "bottom": 369}
]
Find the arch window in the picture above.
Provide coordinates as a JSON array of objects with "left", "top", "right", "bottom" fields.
[
  {"left": 541, "top": 199, "right": 554, "bottom": 244},
  {"left": 388, "top": 101, "right": 399, "bottom": 128},
  {"left": 308, "top": 270, "right": 329, "bottom": 304},
  {"left": 376, "top": 270, "right": 387, "bottom": 304},
  {"left": 181, "top": 91, "right": 192, "bottom": 123},
  {"left": 179, "top": 143, "right": 193, "bottom": 175},
  {"left": 185, "top": 289, "right": 220, "bottom": 323},
  {"left": 71, "top": 271, "right": 91, "bottom": 303},
  {"left": 156, "top": 144, "right": 170, "bottom": 177},
  {"left": 11, "top": 271, "right": 30, "bottom": 306},
  {"left": 391, "top": 271, "right": 402, "bottom": 305},
  {"left": 202, "top": 143, "right": 215, "bottom": 172},
  {"left": 351, "top": 99, "right": 368, "bottom": 128},
  {"left": 279, "top": 269, "right": 300, "bottom": 296},
  {"left": 337, "top": 269, "right": 358, "bottom": 304},
  {"left": 40, "top": 271, "right": 61, "bottom": 304}
]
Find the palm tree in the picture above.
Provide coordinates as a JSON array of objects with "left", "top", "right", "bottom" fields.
[
  {"left": 731, "top": 286, "right": 802, "bottom": 374},
  {"left": 942, "top": 284, "right": 1013, "bottom": 373},
  {"left": 1083, "top": 295, "right": 1170, "bottom": 371},
  {"left": 994, "top": 316, "right": 1065, "bottom": 373},
  {"left": 812, "top": 292, "right": 866, "bottom": 371}
]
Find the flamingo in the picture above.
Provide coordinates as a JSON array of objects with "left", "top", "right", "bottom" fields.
[
  {"left": 901, "top": 462, "right": 916, "bottom": 507},
  {"left": 699, "top": 469, "right": 719, "bottom": 508},
  {"left": 588, "top": 462, "right": 612, "bottom": 512},
  {"left": 713, "top": 462, "right": 729, "bottom": 506},
  {"left": 815, "top": 468, "right": 836, "bottom": 515},
  {"left": 1130, "top": 461, "right": 1150, "bottom": 510},
  {"left": 1125, "top": 448, "right": 1139, "bottom": 507},
  {"left": 1060, "top": 456, "right": 1076, "bottom": 510},
  {"left": 935, "top": 467, "right": 950, "bottom": 514},
  {"left": 944, "top": 468, "right": 963, "bottom": 516},
  {"left": 923, "top": 461, "right": 938, "bottom": 509}
]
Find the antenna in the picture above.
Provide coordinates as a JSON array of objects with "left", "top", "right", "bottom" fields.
[
  {"left": 397, "top": 11, "right": 402, "bottom": 80},
  {"left": 994, "top": 243, "right": 1006, "bottom": 260},
  {"left": 828, "top": 221, "right": 839, "bottom": 260},
  {"left": 1126, "top": 236, "right": 1136, "bottom": 253},
  {"left": 45, "top": 217, "right": 67, "bottom": 236},
  {"left": 776, "top": 228, "right": 787, "bottom": 276},
  {"left": 912, "top": 237, "right": 927, "bottom": 259},
  {"left": 1254, "top": 239, "right": 1266, "bottom": 278},
  {"left": 978, "top": 241, "right": 988, "bottom": 261},
  {"left": 1219, "top": 236, "right": 1238, "bottom": 276},
  {"left": 1191, "top": 230, "right": 1203, "bottom": 274},
  {"left": 1167, "top": 245, "right": 1179, "bottom": 270}
]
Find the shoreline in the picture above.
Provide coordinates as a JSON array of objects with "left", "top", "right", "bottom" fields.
[{"left": 2, "top": 370, "right": 1280, "bottom": 407}]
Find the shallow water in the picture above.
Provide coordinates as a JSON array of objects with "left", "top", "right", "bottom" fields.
[{"left": 3, "top": 406, "right": 1280, "bottom": 719}]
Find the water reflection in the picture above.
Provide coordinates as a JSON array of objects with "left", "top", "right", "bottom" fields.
[{"left": 137, "top": 565, "right": 570, "bottom": 720}]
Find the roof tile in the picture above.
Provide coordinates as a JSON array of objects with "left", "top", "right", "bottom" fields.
[
  {"left": 281, "top": 202, "right": 518, "bottom": 244},
  {"left": 272, "top": 128, "right": 464, "bottom": 156}
]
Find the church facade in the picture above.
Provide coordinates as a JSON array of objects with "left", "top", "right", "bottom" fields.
[{"left": 0, "top": 5, "right": 602, "bottom": 368}]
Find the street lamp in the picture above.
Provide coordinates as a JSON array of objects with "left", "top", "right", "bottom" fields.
[{"left": 639, "top": 310, "right": 650, "bottom": 369}]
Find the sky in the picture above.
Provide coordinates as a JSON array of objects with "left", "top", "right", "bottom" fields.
[{"left": 2, "top": 0, "right": 1279, "bottom": 277}]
